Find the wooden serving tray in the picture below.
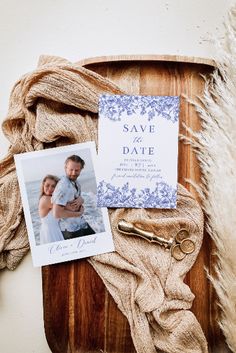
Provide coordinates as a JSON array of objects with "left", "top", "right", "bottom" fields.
[{"left": 42, "top": 55, "right": 231, "bottom": 353}]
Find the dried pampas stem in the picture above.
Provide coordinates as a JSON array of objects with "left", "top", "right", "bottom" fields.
[{"left": 189, "top": 6, "right": 236, "bottom": 352}]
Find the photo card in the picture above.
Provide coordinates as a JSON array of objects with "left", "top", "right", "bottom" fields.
[{"left": 14, "top": 141, "right": 114, "bottom": 267}]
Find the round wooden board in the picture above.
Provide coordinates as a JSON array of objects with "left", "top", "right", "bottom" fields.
[{"left": 42, "top": 55, "right": 231, "bottom": 353}]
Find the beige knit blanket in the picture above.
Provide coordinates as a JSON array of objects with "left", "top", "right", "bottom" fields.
[{"left": 0, "top": 55, "right": 208, "bottom": 353}]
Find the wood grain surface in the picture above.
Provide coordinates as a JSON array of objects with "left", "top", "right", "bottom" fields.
[{"left": 42, "top": 55, "right": 231, "bottom": 353}]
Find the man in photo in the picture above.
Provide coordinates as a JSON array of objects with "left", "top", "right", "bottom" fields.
[{"left": 52, "top": 155, "right": 95, "bottom": 239}]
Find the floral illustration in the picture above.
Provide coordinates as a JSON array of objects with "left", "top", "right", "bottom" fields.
[
  {"left": 99, "top": 94, "right": 179, "bottom": 123},
  {"left": 97, "top": 180, "right": 177, "bottom": 208}
]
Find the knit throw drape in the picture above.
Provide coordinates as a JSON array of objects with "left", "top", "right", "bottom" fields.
[{"left": 0, "top": 55, "right": 208, "bottom": 353}]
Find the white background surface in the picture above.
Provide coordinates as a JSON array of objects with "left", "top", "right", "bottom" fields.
[{"left": 0, "top": 1, "right": 234, "bottom": 352}]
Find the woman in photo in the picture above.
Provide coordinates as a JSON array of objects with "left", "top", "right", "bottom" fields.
[
  {"left": 39, "top": 174, "right": 85, "bottom": 245},
  {"left": 38, "top": 175, "right": 65, "bottom": 245}
]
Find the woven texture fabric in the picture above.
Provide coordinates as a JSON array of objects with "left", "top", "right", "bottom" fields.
[
  {"left": 0, "top": 55, "right": 123, "bottom": 270},
  {"left": 0, "top": 55, "right": 207, "bottom": 352},
  {"left": 90, "top": 184, "right": 207, "bottom": 353}
]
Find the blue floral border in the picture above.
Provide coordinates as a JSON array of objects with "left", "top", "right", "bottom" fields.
[
  {"left": 97, "top": 180, "right": 177, "bottom": 208},
  {"left": 99, "top": 94, "right": 179, "bottom": 123}
]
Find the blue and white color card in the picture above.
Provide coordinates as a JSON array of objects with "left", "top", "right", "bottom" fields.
[{"left": 97, "top": 94, "right": 180, "bottom": 209}]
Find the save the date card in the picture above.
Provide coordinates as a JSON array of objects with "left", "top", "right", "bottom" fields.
[{"left": 97, "top": 94, "right": 180, "bottom": 209}]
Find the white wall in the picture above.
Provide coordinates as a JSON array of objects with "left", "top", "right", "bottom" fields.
[{"left": 0, "top": 1, "right": 234, "bottom": 352}]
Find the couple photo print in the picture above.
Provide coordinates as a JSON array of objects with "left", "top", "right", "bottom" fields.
[{"left": 14, "top": 141, "right": 114, "bottom": 266}]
